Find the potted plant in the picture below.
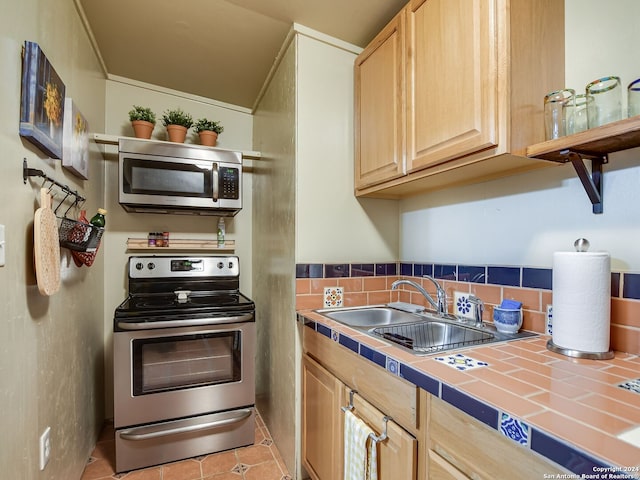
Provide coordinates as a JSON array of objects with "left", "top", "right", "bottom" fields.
[
  {"left": 161, "top": 107, "right": 193, "bottom": 143},
  {"left": 193, "top": 118, "right": 224, "bottom": 146},
  {"left": 128, "top": 105, "right": 156, "bottom": 139}
]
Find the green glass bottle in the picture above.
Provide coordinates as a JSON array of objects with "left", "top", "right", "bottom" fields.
[{"left": 90, "top": 208, "right": 107, "bottom": 228}]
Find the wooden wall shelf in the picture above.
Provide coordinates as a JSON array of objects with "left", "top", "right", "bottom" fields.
[
  {"left": 526, "top": 115, "right": 640, "bottom": 162},
  {"left": 526, "top": 115, "right": 640, "bottom": 214},
  {"left": 126, "top": 238, "right": 235, "bottom": 252}
]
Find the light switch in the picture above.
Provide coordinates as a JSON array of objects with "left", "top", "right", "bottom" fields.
[{"left": 0, "top": 224, "right": 5, "bottom": 267}]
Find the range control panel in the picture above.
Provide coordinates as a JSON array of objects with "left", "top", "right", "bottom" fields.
[{"left": 129, "top": 256, "right": 239, "bottom": 278}]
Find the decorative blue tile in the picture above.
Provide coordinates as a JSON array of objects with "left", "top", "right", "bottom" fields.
[
  {"left": 302, "top": 318, "right": 316, "bottom": 330},
  {"left": 622, "top": 273, "right": 640, "bottom": 299},
  {"left": 434, "top": 353, "right": 489, "bottom": 371},
  {"left": 338, "top": 334, "right": 359, "bottom": 353},
  {"left": 611, "top": 272, "right": 620, "bottom": 298},
  {"left": 500, "top": 413, "right": 529, "bottom": 446},
  {"left": 433, "top": 264, "right": 456, "bottom": 280},
  {"left": 351, "top": 264, "right": 374, "bottom": 277},
  {"left": 441, "top": 384, "right": 498, "bottom": 429},
  {"left": 530, "top": 428, "right": 611, "bottom": 476},
  {"left": 325, "top": 264, "right": 350, "bottom": 278},
  {"left": 296, "top": 263, "right": 323, "bottom": 278},
  {"left": 399, "top": 364, "right": 440, "bottom": 396},
  {"left": 316, "top": 323, "right": 332, "bottom": 338},
  {"left": 414, "top": 264, "right": 433, "bottom": 278},
  {"left": 386, "top": 357, "right": 399, "bottom": 376},
  {"left": 522, "top": 268, "right": 552, "bottom": 290},
  {"left": 487, "top": 266, "right": 521, "bottom": 286},
  {"left": 617, "top": 378, "right": 640, "bottom": 394},
  {"left": 359, "top": 345, "right": 386, "bottom": 368},
  {"left": 400, "top": 263, "right": 413, "bottom": 276},
  {"left": 458, "top": 265, "right": 486, "bottom": 283},
  {"left": 376, "top": 263, "right": 397, "bottom": 276}
]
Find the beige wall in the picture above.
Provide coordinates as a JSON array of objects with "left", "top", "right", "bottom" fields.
[
  {"left": 252, "top": 26, "right": 398, "bottom": 478},
  {"left": 252, "top": 36, "right": 298, "bottom": 475},
  {"left": 101, "top": 77, "right": 255, "bottom": 417},
  {"left": 0, "top": 0, "right": 106, "bottom": 478}
]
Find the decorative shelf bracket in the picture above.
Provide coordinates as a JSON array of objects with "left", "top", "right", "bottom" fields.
[{"left": 564, "top": 150, "right": 607, "bottom": 214}]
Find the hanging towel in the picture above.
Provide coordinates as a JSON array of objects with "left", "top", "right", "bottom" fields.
[
  {"left": 367, "top": 437, "right": 379, "bottom": 480},
  {"left": 343, "top": 409, "right": 378, "bottom": 480}
]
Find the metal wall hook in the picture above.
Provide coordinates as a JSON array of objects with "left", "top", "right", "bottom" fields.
[
  {"left": 23, "top": 158, "right": 86, "bottom": 205},
  {"left": 341, "top": 390, "right": 391, "bottom": 443}
]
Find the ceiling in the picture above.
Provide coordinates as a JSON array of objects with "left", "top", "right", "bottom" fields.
[{"left": 78, "top": 0, "right": 406, "bottom": 110}]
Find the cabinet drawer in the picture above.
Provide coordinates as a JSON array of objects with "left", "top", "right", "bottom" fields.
[
  {"left": 428, "top": 450, "right": 469, "bottom": 480},
  {"left": 303, "top": 326, "right": 419, "bottom": 433},
  {"left": 429, "top": 396, "right": 565, "bottom": 479},
  {"left": 348, "top": 386, "right": 417, "bottom": 480}
]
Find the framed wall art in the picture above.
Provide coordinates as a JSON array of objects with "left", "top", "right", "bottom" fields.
[
  {"left": 19, "top": 41, "right": 66, "bottom": 159},
  {"left": 62, "top": 98, "right": 89, "bottom": 180}
]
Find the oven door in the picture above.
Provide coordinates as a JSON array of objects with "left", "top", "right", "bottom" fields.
[{"left": 114, "top": 321, "right": 255, "bottom": 428}]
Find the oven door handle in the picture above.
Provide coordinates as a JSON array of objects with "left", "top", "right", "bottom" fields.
[
  {"left": 119, "top": 409, "right": 253, "bottom": 441},
  {"left": 116, "top": 313, "right": 254, "bottom": 330}
]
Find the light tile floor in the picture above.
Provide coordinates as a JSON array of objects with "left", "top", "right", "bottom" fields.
[{"left": 80, "top": 413, "right": 292, "bottom": 480}]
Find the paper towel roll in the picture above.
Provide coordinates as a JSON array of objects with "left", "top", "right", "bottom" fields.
[{"left": 552, "top": 251, "right": 611, "bottom": 353}]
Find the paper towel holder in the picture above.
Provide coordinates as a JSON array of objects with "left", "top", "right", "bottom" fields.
[{"left": 546, "top": 340, "right": 614, "bottom": 360}]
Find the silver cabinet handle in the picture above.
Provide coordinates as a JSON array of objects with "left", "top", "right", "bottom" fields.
[
  {"left": 117, "top": 313, "right": 253, "bottom": 330},
  {"left": 212, "top": 163, "right": 219, "bottom": 202},
  {"left": 120, "top": 409, "right": 252, "bottom": 441}
]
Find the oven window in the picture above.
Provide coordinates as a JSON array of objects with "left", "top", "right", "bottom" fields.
[{"left": 132, "top": 332, "right": 241, "bottom": 395}]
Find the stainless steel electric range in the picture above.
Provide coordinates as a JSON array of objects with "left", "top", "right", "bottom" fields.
[{"left": 113, "top": 255, "right": 255, "bottom": 473}]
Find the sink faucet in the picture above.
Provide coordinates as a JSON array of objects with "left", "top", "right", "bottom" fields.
[
  {"left": 467, "top": 295, "right": 484, "bottom": 327},
  {"left": 391, "top": 276, "right": 447, "bottom": 316}
]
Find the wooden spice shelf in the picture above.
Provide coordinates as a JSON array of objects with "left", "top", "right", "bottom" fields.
[{"left": 126, "top": 238, "right": 235, "bottom": 251}]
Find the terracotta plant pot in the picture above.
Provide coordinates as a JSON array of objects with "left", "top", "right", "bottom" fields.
[
  {"left": 166, "top": 124, "right": 188, "bottom": 143},
  {"left": 131, "top": 120, "right": 154, "bottom": 139},
  {"left": 198, "top": 130, "right": 218, "bottom": 147}
]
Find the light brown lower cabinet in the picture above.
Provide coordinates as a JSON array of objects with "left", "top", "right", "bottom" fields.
[
  {"left": 302, "top": 353, "right": 417, "bottom": 480},
  {"left": 302, "top": 325, "right": 568, "bottom": 480},
  {"left": 429, "top": 396, "right": 568, "bottom": 479}
]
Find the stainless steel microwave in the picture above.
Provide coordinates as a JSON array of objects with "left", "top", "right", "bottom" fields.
[{"left": 119, "top": 138, "right": 242, "bottom": 216}]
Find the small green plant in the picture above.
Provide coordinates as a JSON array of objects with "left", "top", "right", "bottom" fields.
[
  {"left": 128, "top": 105, "right": 156, "bottom": 124},
  {"left": 193, "top": 118, "right": 224, "bottom": 134},
  {"left": 161, "top": 108, "right": 193, "bottom": 128}
]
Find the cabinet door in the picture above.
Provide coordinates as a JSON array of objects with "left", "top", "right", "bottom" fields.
[
  {"left": 354, "top": 9, "right": 406, "bottom": 190},
  {"left": 302, "top": 355, "right": 344, "bottom": 480},
  {"left": 429, "top": 450, "right": 470, "bottom": 480},
  {"left": 407, "top": 0, "right": 497, "bottom": 172},
  {"left": 350, "top": 386, "right": 417, "bottom": 480}
]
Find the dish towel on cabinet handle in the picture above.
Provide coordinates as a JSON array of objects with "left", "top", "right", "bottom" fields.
[{"left": 343, "top": 409, "right": 379, "bottom": 480}]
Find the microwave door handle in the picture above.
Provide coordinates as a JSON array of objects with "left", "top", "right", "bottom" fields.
[{"left": 212, "top": 163, "right": 219, "bottom": 202}]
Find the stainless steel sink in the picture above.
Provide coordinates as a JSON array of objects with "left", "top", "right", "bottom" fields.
[
  {"left": 319, "top": 306, "right": 422, "bottom": 327},
  {"left": 315, "top": 305, "right": 537, "bottom": 355}
]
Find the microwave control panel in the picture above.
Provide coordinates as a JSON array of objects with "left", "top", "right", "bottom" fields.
[{"left": 220, "top": 167, "right": 240, "bottom": 199}]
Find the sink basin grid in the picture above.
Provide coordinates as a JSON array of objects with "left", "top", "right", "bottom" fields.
[{"left": 372, "top": 321, "right": 494, "bottom": 354}]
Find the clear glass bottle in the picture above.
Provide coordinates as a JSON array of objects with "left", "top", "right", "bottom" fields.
[{"left": 217, "top": 218, "right": 225, "bottom": 247}]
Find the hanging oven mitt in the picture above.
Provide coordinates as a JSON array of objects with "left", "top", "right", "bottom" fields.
[{"left": 70, "top": 210, "right": 89, "bottom": 267}]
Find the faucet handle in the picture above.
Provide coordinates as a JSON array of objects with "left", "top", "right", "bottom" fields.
[{"left": 467, "top": 295, "right": 484, "bottom": 327}]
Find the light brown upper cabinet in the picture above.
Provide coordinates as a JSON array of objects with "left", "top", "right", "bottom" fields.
[
  {"left": 354, "top": 10, "right": 405, "bottom": 190},
  {"left": 355, "top": 0, "right": 565, "bottom": 198}
]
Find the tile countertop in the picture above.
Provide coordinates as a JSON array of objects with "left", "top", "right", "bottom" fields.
[{"left": 299, "top": 309, "right": 640, "bottom": 478}]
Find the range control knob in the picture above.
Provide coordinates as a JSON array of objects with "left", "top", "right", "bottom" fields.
[
  {"left": 217, "top": 261, "right": 224, "bottom": 269},
  {"left": 228, "top": 261, "right": 234, "bottom": 269},
  {"left": 147, "top": 262, "right": 155, "bottom": 270},
  {"left": 135, "top": 262, "right": 144, "bottom": 270}
]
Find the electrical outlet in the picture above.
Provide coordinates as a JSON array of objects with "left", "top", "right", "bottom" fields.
[{"left": 39, "top": 427, "right": 51, "bottom": 471}]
